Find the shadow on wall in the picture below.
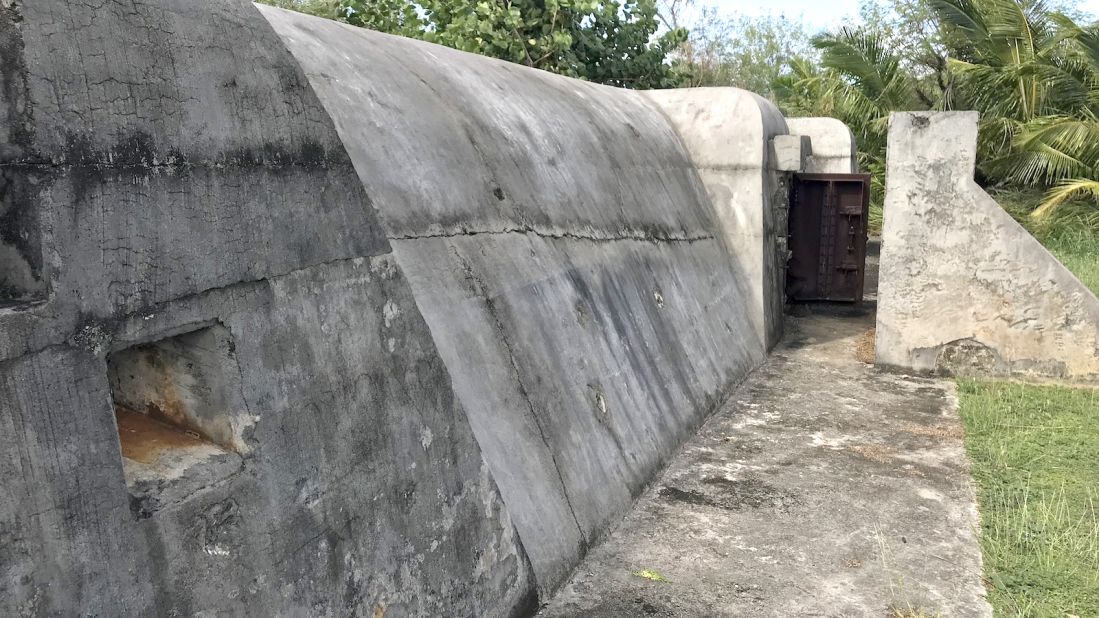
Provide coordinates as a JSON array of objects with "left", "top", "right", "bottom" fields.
[{"left": 876, "top": 111, "right": 1099, "bottom": 384}]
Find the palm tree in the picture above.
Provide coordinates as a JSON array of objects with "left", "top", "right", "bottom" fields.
[
  {"left": 811, "top": 28, "right": 925, "bottom": 153},
  {"left": 775, "top": 28, "right": 924, "bottom": 225},
  {"left": 930, "top": 0, "right": 1099, "bottom": 215}
]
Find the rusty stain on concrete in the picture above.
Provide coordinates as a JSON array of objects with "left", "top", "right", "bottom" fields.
[{"left": 115, "top": 405, "right": 215, "bottom": 466}]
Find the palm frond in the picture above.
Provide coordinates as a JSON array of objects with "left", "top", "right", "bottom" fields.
[
  {"left": 813, "top": 28, "right": 919, "bottom": 112},
  {"left": 1072, "top": 26, "right": 1099, "bottom": 73},
  {"left": 930, "top": 0, "right": 989, "bottom": 40},
  {"left": 1035, "top": 178, "right": 1099, "bottom": 218},
  {"left": 1001, "top": 115, "right": 1099, "bottom": 184}
]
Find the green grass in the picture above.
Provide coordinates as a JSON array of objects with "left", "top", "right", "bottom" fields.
[
  {"left": 958, "top": 379, "right": 1099, "bottom": 617},
  {"left": 869, "top": 202, "right": 884, "bottom": 236},
  {"left": 1048, "top": 238, "right": 1099, "bottom": 298},
  {"left": 990, "top": 188, "right": 1099, "bottom": 297},
  {"left": 957, "top": 191, "right": 1099, "bottom": 615}
]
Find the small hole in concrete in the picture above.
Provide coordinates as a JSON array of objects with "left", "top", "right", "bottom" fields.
[
  {"left": 588, "top": 384, "right": 609, "bottom": 422},
  {"left": 107, "top": 324, "right": 248, "bottom": 512}
]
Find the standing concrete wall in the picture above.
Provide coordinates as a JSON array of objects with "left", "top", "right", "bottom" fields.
[
  {"left": 0, "top": 1, "right": 785, "bottom": 615},
  {"left": 785, "top": 117, "right": 858, "bottom": 174},
  {"left": 878, "top": 112, "right": 1099, "bottom": 383}
]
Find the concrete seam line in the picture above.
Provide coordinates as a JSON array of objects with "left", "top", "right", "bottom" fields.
[
  {"left": 0, "top": 158, "right": 342, "bottom": 170},
  {"left": 2, "top": 253, "right": 380, "bottom": 363},
  {"left": 391, "top": 227, "right": 714, "bottom": 243},
  {"left": 693, "top": 164, "right": 771, "bottom": 172}
]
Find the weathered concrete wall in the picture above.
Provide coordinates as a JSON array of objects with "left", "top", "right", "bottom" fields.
[
  {"left": 878, "top": 112, "right": 1099, "bottom": 383},
  {"left": 644, "top": 88, "right": 791, "bottom": 349},
  {"left": 786, "top": 117, "right": 858, "bottom": 174},
  {"left": 0, "top": 1, "right": 532, "bottom": 615},
  {"left": 0, "top": 1, "right": 782, "bottom": 615},
  {"left": 262, "top": 12, "right": 768, "bottom": 595}
]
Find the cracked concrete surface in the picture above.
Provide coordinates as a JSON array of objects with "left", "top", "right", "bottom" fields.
[
  {"left": 539, "top": 265, "right": 991, "bottom": 617},
  {"left": 389, "top": 226, "right": 715, "bottom": 244},
  {"left": 263, "top": 7, "right": 770, "bottom": 596},
  {"left": 878, "top": 112, "right": 1099, "bottom": 383}
]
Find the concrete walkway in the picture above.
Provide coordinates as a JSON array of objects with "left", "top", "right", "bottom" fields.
[{"left": 538, "top": 305, "right": 992, "bottom": 617}]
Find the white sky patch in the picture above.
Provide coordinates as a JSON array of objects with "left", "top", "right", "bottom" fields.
[
  {"left": 688, "top": 0, "right": 1099, "bottom": 32},
  {"left": 703, "top": 0, "right": 860, "bottom": 30}
]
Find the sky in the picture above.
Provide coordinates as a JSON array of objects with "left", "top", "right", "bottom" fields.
[
  {"left": 693, "top": 0, "right": 1099, "bottom": 31},
  {"left": 702, "top": 0, "right": 862, "bottom": 29}
]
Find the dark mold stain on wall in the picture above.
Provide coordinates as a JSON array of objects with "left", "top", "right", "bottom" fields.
[{"left": 0, "top": 1, "right": 45, "bottom": 306}]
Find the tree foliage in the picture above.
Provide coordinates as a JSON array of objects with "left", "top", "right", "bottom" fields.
[
  {"left": 263, "top": 0, "right": 688, "bottom": 89},
  {"left": 928, "top": 0, "right": 1099, "bottom": 211},
  {"left": 660, "top": 4, "right": 813, "bottom": 95},
  {"left": 775, "top": 0, "right": 1099, "bottom": 217}
]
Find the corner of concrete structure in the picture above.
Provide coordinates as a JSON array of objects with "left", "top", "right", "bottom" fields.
[
  {"left": 1, "top": 2, "right": 537, "bottom": 615},
  {"left": 771, "top": 134, "right": 811, "bottom": 173},
  {"left": 877, "top": 110, "right": 1099, "bottom": 383},
  {"left": 785, "top": 117, "right": 858, "bottom": 174},
  {"left": 642, "top": 87, "right": 790, "bottom": 351}
]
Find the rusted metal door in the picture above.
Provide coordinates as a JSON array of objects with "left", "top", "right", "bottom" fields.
[{"left": 786, "top": 173, "right": 871, "bottom": 303}]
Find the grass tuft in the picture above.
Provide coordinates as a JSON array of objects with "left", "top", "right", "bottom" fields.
[{"left": 958, "top": 379, "right": 1099, "bottom": 616}]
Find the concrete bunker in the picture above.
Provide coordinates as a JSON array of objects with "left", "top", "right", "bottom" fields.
[
  {"left": 0, "top": 1, "right": 870, "bottom": 614},
  {"left": 107, "top": 323, "right": 247, "bottom": 514}
]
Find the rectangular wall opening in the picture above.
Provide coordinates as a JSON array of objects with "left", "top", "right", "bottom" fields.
[{"left": 107, "top": 324, "right": 249, "bottom": 515}]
